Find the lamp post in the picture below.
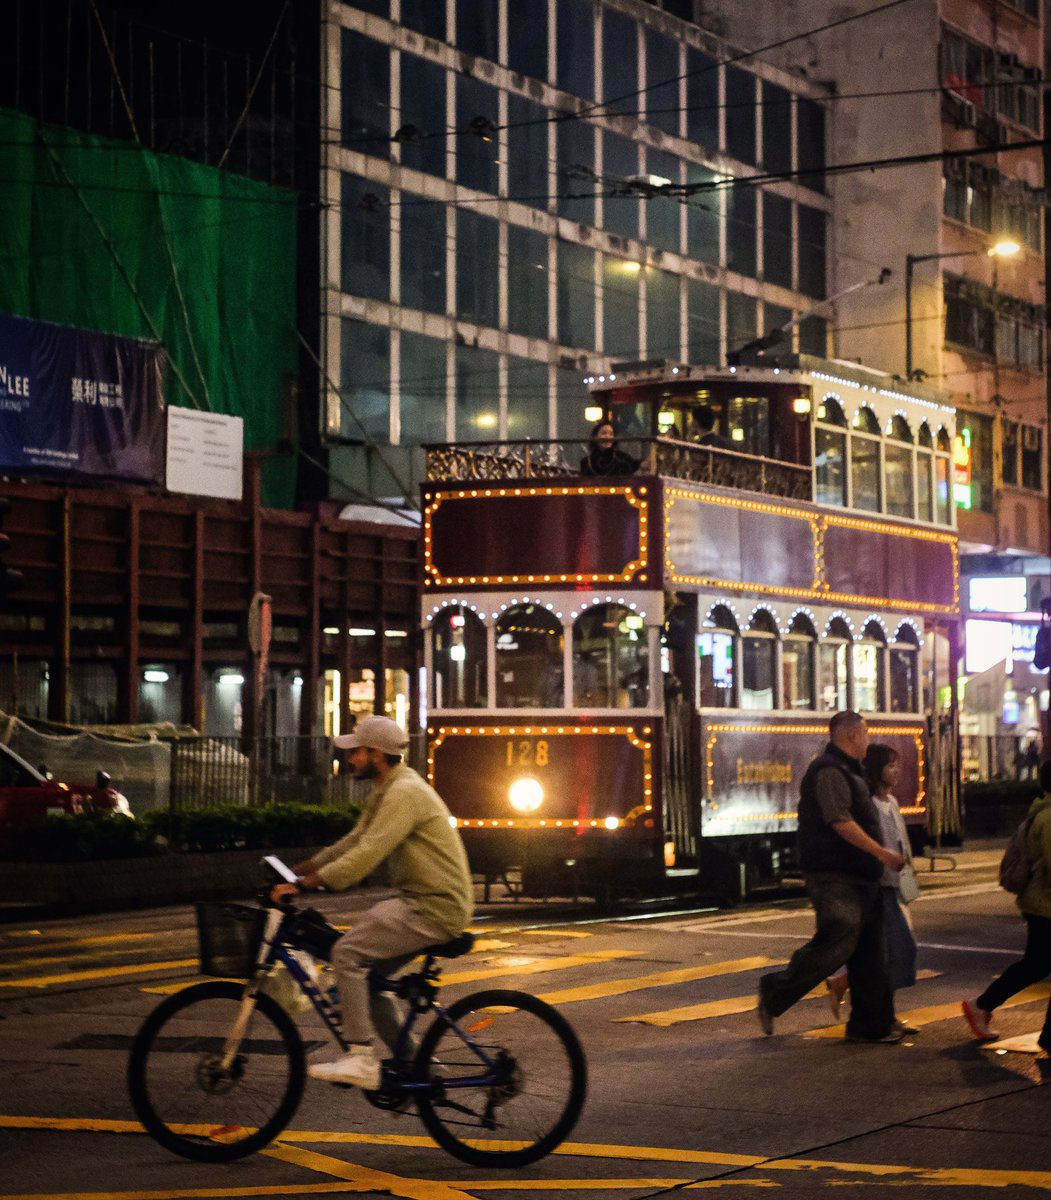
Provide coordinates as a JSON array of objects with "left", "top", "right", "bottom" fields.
[{"left": 904, "top": 240, "right": 1021, "bottom": 380}]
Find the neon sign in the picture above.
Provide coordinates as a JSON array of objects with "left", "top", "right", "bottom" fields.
[{"left": 953, "top": 429, "right": 972, "bottom": 510}]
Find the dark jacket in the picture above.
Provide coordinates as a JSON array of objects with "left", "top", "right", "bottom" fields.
[
  {"left": 580, "top": 446, "right": 640, "bottom": 476},
  {"left": 797, "top": 743, "right": 883, "bottom": 881}
]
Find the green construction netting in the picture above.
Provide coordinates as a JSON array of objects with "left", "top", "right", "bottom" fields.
[{"left": 0, "top": 108, "right": 298, "bottom": 507}]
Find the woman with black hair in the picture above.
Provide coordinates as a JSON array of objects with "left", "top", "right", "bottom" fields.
[
  {"left": 580, "top": 421, "right": 640, "bottom": 477},
  {"left": 825, "top": 743, "right": 920, "bottom": 1034}
]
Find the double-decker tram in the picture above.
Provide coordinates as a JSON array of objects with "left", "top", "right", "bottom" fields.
[{"left": 421, "top": 353, "right": 961, "bottom": 903}]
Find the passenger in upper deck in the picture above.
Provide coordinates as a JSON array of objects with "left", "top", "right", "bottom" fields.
[
  {"left": 580, "top": 421, "right": 640, "bottom": 477},
  {"left": 689, "top": 404, "right": 733, "bottom": 450}
]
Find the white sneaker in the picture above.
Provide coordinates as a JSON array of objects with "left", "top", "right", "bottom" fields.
[{"left": 308, "top": 1045, "right": 381, "bottom": 1089}]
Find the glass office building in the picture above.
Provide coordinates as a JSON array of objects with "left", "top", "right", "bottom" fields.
[{"left": 324, "top": 0, "right": 829, "bottom": 501}]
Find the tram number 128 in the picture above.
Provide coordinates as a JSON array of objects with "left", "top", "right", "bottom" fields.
[{"left": 506, "top": 739, "right": 549, "bottom": 767}]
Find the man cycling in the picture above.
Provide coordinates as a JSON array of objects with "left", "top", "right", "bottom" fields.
[{"left": 270, "top": 715, "right": 474, "bottom": 1088}]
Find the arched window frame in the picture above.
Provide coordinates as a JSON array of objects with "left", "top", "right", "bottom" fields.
[
  {"left": 853, "top": 618, "right": 888, "bottom": 713},
  {"left": 849, "top": 405, "right": 882, "bottom": 513},
  {"left": 571, "top": 600, "right": 650, "bottom": 710},
  {"left": 814, "top": 393, "right": 848, "bottom": 507},
  {"left": 698, "top": 603, "right": 739, "bottom": 709},
  {"left": 782, "top": 611, "right": 817, "bottom": 710},
  {"left": 915, "top": 421, "right": 935, "bottom": 523},
  {"left": 741, "top": 608, "right": 779, "bottom": 711},
  {"left": 818, "top": 615, "right": 852, "bottom": 712},
  {"left": 429, "top": 603, "right": 489, "bottom": 710},
  {"left": 934, "top": 425, "right": 953, "bottom": 525},
  {"left": 884, "top": 413, "right": 915, "bottom": 520},
  {"left": 889, "top": 622, "right": 921, "bottom": 713},
  {"left": 494, "top": 602, "right": 564, "bottom": 709}
]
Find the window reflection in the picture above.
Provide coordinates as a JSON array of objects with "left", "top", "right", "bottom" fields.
[
  {"left": 853, "top": 620, "right": 886, "bottom": 712},
  {"left": 699, "top": 605, "right": 737, "bottom": 707},
  {"left": 819, "top": 618, "right": 851, "bottom": 711},
  {"left": 783, "top": 614, "right": 816, "bottom": 709},
  {"left": 572, "top": 603, "right": 649, "bottom": 708},
  {"left": 495, "top": 604, "right": 563, "bottom": 707},
  {"left": 889, "top": 625, "right": 919, "bottom": 713},
  {"left": 432, "top": 606, "right": 487, "bottom": 708},
  {"left": 741, "top": 610, "right": 777, "bottom": 709}
]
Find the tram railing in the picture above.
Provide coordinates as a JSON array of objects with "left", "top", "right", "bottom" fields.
[{"left": 425, "top": 437, "right": 812, "bottom": 502}]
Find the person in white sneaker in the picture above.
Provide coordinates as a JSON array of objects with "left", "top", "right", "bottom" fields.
[
  {"left": 962, "top": 759, "right": 1051, "bottom": 1052},
  {"left": 269, "top": 715, "right": 474, "bottom": 1090}
]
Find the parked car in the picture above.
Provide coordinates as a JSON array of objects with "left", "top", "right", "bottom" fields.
[{"left": 0, "top": 741, "right": 132, "bottom": 845}]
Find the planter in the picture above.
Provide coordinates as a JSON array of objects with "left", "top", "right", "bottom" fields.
[
  {"left": 962, "top": 802, "right": 1030, "bottom": 840},
  {"left": 2, "top": 846, "right": 316, "bottom": 914}
]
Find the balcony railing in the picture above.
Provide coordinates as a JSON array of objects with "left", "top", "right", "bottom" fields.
[{"left": 425, "top": 437, "right": 812, "bottom": 502}]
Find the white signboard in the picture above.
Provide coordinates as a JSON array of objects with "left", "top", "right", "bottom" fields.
[{"left": 166, "top": 407, "right": 243, "bottom": 500}]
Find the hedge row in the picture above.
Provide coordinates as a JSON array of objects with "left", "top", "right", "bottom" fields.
[
  {"left": 3, "top": 802, "right": 362, "bottom": 863},
  {"left": 962, "top": 780, "right": 1041, "bottom": 808}
]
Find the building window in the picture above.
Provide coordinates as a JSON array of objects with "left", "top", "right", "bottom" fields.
[
  {"left": 341, "top": 175, "right": 389, "bottom": 301},
  {"left": 726, "top": 292, "right": 756, "bottom": 362},
  {"left": 685, "top": 47, "right": 719, "bottom": 149},
  {"left": 958, "top": 410, "right": 994, "bottom": 514},
  {"left": 456, "top": 0, "right": 498, "bottom": 61},
  {"left": 341, "top": 31, "right": 390, "bottom": 156},
  {"left": 399, "top": 332, "right": 448, "bottom": 445},
  {"left": 725, "top": 65, "right": 756, "bottom": 165},
  {"left": 401, "top": 0, "right": 446, "bottom": 40},
  {"left": 603, "top": 129, "right": 640, "bottom": 239},
  {"left": 507, "top": 0, "right": 548, "bottom": 81},
  {"left": 796, "top": 98, "right": 826, "bottom": 193},
  {"left": 573, "top": 603, "right": 649, "bottom": 708},
  {"left": 1021, "top": 424, "right": 1043, "bottom": 491},
  {"left": 556, "top": 119, "right": 596, "bottom": 225},
  {"left": 645, "top": 28, "right": 680, "bottom": 137},
  {"left": 646, "top": 268, "right": 681, "bottom": 360},
  {"left": 558, "top": 241, "right": 596, "bottom": 349},
  {"left": 507, "top": 93, "right": 549, "bottom": 209},
  {"left": 763, "top": 191, "right": 792, "bottom": 289},
  {"left": 507, "top": 224, "right": 549, "bottom": 340},
  {"left": 602, "top": 7, "right": 638, "bottom": 117},
  {"left": 456, "top": 75, "right": 499, "bottom": 193},
  {"left": 340, "top": 320, "right": 390, "bottom": 441},
  {"left": 686, "top": 165, "right": 720, "bottom": 265},
  {"left": 496, "top": 603, "right": 563, "bottom": 707},
  {"left": 556, "top": 0, "right": 595, "bottom": 99},
  {"left": 1002, "top": 419, "right": 1019, "bottom": 487},
  {"left": 797, "top": 205, "right": 826, "bottom": 298},
  {"left": 603, "top": 255, "right": 640, "bottom": 357},
  {"left": 646, "top": 148, "right": 681, "bottom": 253},
  {"left": 398, "top": 54, "right": 446, "bottom": 177},
  {"left": 687, "top": 277, "right": 720, "bottom": 364},
  {"left": 455, "top": 343, "right": 500, "bottom": 440},
  {"left": 401, "top": 194, "right": 446, "bottom": 314},
  {"left": 762, "top": 82, "right": 792, "bottom": 175},
  {"left": 432, "top": 606, "right": 487, "bottom": 708},
  {"left": 456, "top": 208, "right": 499, "bottom": 327}
]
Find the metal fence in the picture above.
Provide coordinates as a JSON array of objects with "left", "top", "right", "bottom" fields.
[{"left": 169, "top": 736, "right": 371, "bottom": 811}]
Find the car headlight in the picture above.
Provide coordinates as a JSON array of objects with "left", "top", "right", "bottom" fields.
[{"left": 509, "top": 777, "right": 543, "bottom": 813}]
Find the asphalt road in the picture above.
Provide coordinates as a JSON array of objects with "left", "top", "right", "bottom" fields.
[{"left": 2, "top": 847, "right": 1050, "bottom": 1199}]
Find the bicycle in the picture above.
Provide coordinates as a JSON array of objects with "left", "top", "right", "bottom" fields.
[{"left": 127, "top": 860, "right": 587, "bottom": 1168}]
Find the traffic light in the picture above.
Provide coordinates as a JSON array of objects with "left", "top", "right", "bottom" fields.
[{"left": 0, "top": 497, "right": 25, "bottom": 601}]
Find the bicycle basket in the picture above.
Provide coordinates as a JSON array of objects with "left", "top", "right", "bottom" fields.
[{"left": 195, "top": 902, "right": 266, "bottom": 978}]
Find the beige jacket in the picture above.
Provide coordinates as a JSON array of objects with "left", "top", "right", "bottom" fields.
[{"left": 312, "top": 763, "right": 473, "bottom": 937}]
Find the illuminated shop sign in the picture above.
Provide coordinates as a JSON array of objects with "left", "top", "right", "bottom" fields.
[
  {"left": 964, "top": 618, "right": 1012, "bottom": 674},
  {"left": 968, "top": 576, "right": 1028, "bottom": 614},
  {"left": 953, "top": 430, "right": 972, "bottom": 510}
]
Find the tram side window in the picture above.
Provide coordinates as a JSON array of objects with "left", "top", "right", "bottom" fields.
[
  {"left": 741, "top": 610, "right": 777, "bottom": 710},
  {"left": 495, "top": 604, "right": 564, "bottom": 707},
  {"left": 916, "top": 422, "right": 934, "bottom": 524},
  {"left": 572, "top": 603, "right": 649, "bottom": 708},
  {"left": 727, "top": 393, "right": 770, "bottom": 456},
  {"left": 698, "top": 623, "right": 736, "bottom": 707},
  {"left": 814, "top": 396, "right": 847, "bottom": 507},
  {"left": 889, "top": 625, "right": 920, "bottom": 713},
  {"left": 853, "top": 620, "right": 887, "bottom": 712},
  {"left": 884, "top": 415, "right": 914, "bottom": 520},
  {"left": 432, "top": 607, "right": 488, "bottom": 708},
  {"left": 819, "top": 618, "right": 851, "bottom": 710},
  {"left": 850, "top": 406, "right": 882, "bottom": 513},
  {"left": 782, "top": 614, "right": 816, "bottom": 709}
]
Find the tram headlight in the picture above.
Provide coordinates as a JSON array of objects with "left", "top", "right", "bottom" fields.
[
  {"left": 509, "top": 777, "right": 544, "bottom": 813},
  {"left": 604, "top": 816, "right": 621, "bottom": 830}
]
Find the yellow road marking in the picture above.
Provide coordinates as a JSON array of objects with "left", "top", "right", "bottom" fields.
[
  {"left": 536, "top": 957, "right": 783, "bottom": 1006},
  {"left": 805, "top": 982, "right": 1051, "bottom": 1039},
  {"left": 441, "top": 948, "right": 644, "bottom": 985},
  {"left": 8, "top": 1117, "right": 1051, "bottom": 1192},
  {"left": 516, "top": 928, "right": 593, "bottom": 938},
  {"left": 264, "top": 1141, "right": 478, "bottom": 1200},
  {"left": 0, "top": 959, "right": 199, "bottom": 989}
]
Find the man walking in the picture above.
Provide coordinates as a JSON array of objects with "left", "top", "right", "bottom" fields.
[
  {"left": 271, "top": 715, "right": 474, "bottom": 1088},
  {"left": 756, "top": 710, "right": 906, "bottom": 1042}
]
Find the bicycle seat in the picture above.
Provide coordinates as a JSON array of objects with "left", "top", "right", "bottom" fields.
[{"left": 424, "top": 932, "right": 475, "bottom": 959}]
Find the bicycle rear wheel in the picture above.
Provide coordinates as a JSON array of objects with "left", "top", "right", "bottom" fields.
[
  {"left": 413, "top": 988, "right": 586, "bottom": 1168},
  {"left": 127, "top": 980, "right": 305, "bottom": 1162}
]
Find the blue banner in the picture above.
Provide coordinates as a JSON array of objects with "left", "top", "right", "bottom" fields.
[{"left": 0, "top": 313, "right": 165, "bottom": 483}]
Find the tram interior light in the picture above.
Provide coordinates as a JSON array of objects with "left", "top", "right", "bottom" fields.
[
  {"left": 584, "top": 405, "right": 604, "bottom": 422},
  {"left": 509, "top": 777, "right": 544, "bottom": 813},
  {"left": 792, "top": 396, "right": 812, "bottom": 415},
  {"left": 449, "top": 643, "right": 466, "bottom": 662},
  {"left": 664, "top": 840, "right": 677, "bottom": 868}
]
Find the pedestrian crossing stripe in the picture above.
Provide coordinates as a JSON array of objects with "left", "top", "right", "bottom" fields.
[
  {"left": 805, "top": 981, "right": 1051, "bottom": 1038},
  {"left": 536, "top": 956, "right": 785, "bottom": 1006}
]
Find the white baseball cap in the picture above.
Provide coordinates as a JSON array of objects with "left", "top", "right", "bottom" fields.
[{"left": 333, "top": 715, "right": 409, "bottom": 754}]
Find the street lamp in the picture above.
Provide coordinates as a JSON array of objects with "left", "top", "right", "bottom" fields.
[{"left": 904, "top": 239, "right": 1021, "bottom": 380}]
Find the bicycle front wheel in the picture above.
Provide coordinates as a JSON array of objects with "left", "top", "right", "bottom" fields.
[
  {"left": 414, "top": 988, "right": 587, "bottom": 1168},
  {"left": 127, "top": 980, "right": 306, "bottom": 1162}
]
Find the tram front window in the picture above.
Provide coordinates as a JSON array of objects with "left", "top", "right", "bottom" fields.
[
  {"left": 496, "top": 604, "right": 564, "bottom": 707},
  {"left": 573, "top": 603, "right": 649, "bottom": 708},
  {"left": 432, "top": 606, "right": 488, "bottom": 708}
]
